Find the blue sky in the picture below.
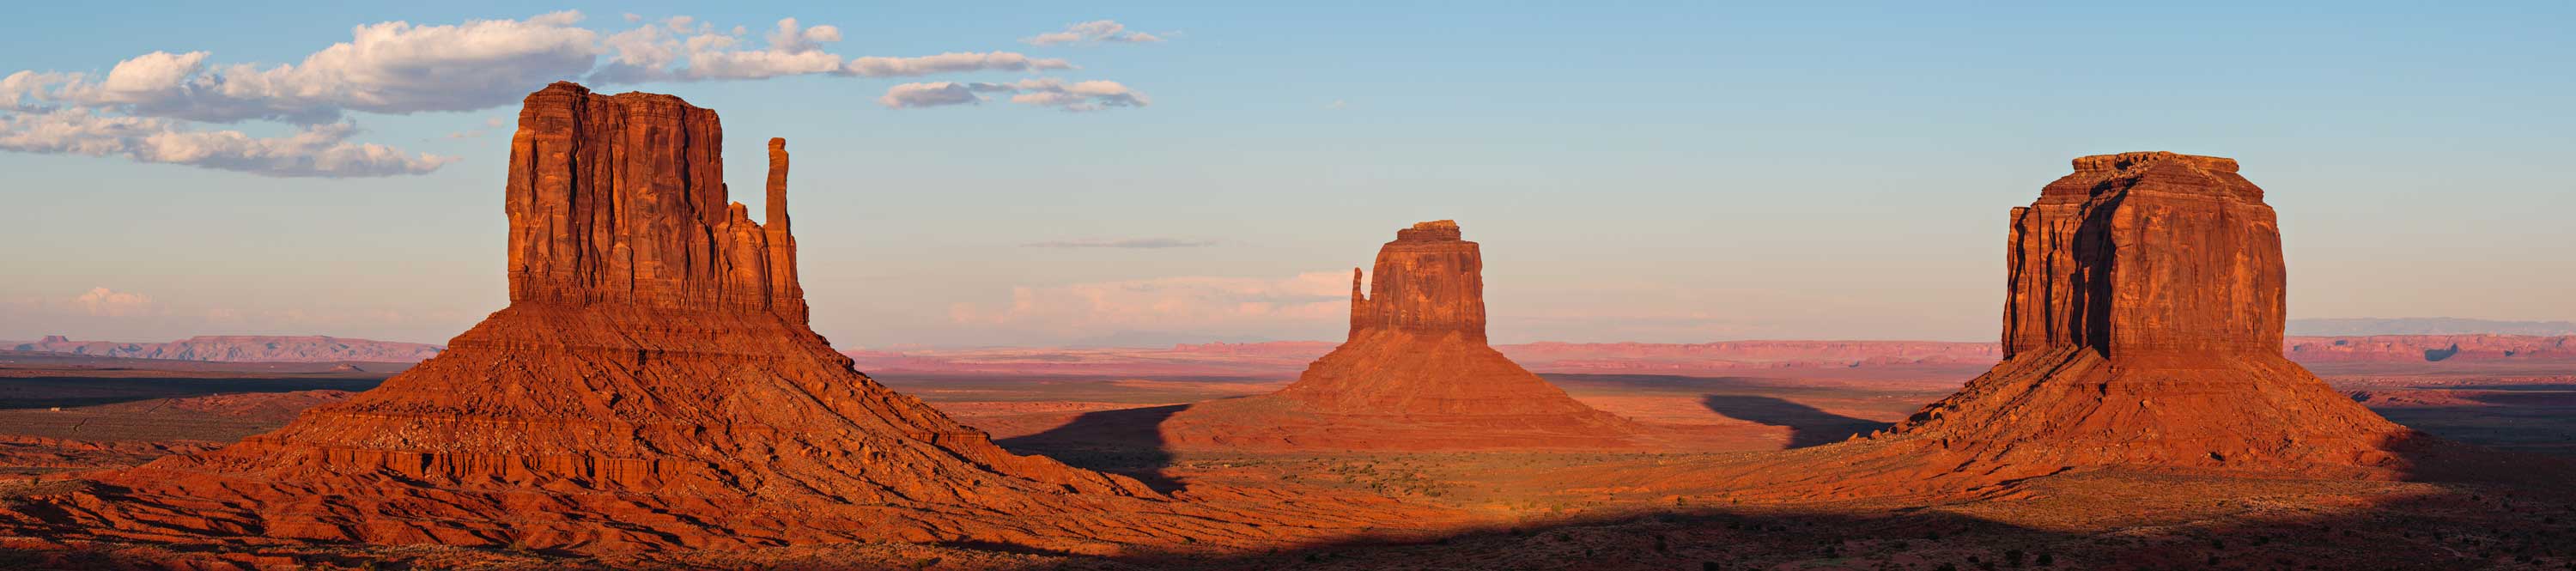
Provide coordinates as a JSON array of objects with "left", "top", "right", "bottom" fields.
[{"left": 3, "top": 2, "right": 2571, "bottom": 347}]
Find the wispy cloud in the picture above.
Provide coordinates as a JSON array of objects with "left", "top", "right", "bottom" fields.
[
  {"left": 1023, "top": 21, "right": 1163, "bottom": 46},
  {"left": 3, "top": 11, "right": 1153, "bottom": 178},
  {"left": 878, "top": 78, "right": 1149, "bottom": 112},
  {"left": 0, "top": 108, "right": 453, "bottom": 177},
  {"left": 842, "top": 52, "right": 1072, "bottom": 77},
  {"left": 1023, "top": 237, "right": 1218, "bottom": 248},
  {"left": 68, "top": 287, "right": 156, "bottom": 317},
  {"left": 444, "top": 117, "right": 507, "bottom": 139}
]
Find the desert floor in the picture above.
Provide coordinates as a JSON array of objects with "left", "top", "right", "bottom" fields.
[{"left": 3, "top": 350, "right": 2573, "bottom": 569}]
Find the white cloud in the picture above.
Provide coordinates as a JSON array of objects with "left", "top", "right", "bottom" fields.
[
  {"left": 70, "top": 287, "right": 156, "bottom": 318},
  {"left": 4, "top": 13, "right": 1153, "bottom": 176},
  {"left": 591, "top": 20, "right": 1066, "bottom": 82},
  {"left": 878, "top": 82, "right": 987, "bottom": 108},
  {"left": 2, "top": 70, "right": 72, "bottom": 107},
  {"left": 13, "top": 13, "right": 1103, "bottom": 117},
  {"left": 766, "top": 18, "right": 840, "bottom": 53},
  {"left": 950, "top": 271, "right": 1352, "bottom": 337},
  {"left": 594, "top": 27, "right": 682, "bottom": 79},
  {"left": 21, "top": 13, "right": 604, "bottom": 124},
  {"left": 843, "top": 52, "right": 1072, "bottom": 77},
  {"left": 0, "top": 107, "right": 453, "bottom": 177},
  {"left": 684, "top": 47, "right": 848, "bottom": 80},
  {"left": 879, "top": 78, "right": 1148, "bottom": 112},
  {"left": 1002, "top": 78, "right": 1150, "bottom": 112},
  {"left": 1023, "top": 21, "right": 1164, "bottom": 46}
]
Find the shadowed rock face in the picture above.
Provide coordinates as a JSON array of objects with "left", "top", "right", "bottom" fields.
[
  {"left": 1163, "top": 221, "right": 1649, "bottom": 451},
  {"left": 33, "top": 82, "right": 1427, "bottom": 555}
]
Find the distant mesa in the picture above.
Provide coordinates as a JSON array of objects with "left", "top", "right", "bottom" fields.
[
  {"left": 2283, "top": 334, "right": 2576, "bottom": 363},
  {"left": 16, "top": 82, "right": 1386, "bottom": 555},
  {"left": 2289, "top": 317, "right": 2576, "bottom": 337},
  {"left": 9, "top": 335, "right": 441, "bottom": 363},
  {"left": 1157, "top": 220, "right": 1655, "bottom": 451}
]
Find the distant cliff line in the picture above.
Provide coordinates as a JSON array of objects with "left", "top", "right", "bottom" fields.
[
  {"left": 15, "top": 331, "right": 2569, "bottom": 367},
  {"left": 7, "top": 335, "right": 443, "bottom": 363},
  {"left": 2287, "top": 317, "right": 2576, "bottom": 337}
]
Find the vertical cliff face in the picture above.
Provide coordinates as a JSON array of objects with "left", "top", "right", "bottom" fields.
[
  {"left": 1348, "top": 221, "right": 1488, "bottom": 342},
  {"left": 2001, "top": 151, "right": 2283, "bottom": 358},
  {"left": 1163, "top": 221, "right": 1648, "bottom": 452},
  {"left": 505, "top": 82, "right": 805, "bottom": 317}
]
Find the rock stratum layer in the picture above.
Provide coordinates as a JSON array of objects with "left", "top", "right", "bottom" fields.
[
  {"left": 1161, "top": 221, "right": 1650, "bottom": 451},
  {"left": 12, "top": 82, "right": 1412, "bottom": 555},
  {"left": 1626, "top": 152, "right": 2476, "bottom": 500}
]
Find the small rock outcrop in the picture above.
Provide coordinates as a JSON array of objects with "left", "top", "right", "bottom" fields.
[{"left": 1161, "top": 221, "right": 1649, "bottom": 451}]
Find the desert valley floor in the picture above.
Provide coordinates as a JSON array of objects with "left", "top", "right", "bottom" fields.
[{"left": 5, "top": 347, "right": 2573, "bottom": 569}]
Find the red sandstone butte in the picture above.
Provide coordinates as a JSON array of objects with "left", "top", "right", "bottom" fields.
[
  {"left": 1623, "top": 152, "right": 2472, "bottom": 499},
  {"left": 14, "top": 82, "right": 1407, "bottom": 555},
  {"left": 1160, "top": 221, "right": 1650, "bottom": 451},
  {"left": 1902, "top": 152, "right": 2418, "bottom": 471}
]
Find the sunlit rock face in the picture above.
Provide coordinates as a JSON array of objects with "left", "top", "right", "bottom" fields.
[
  {"left": 2000, "top": 151, "right": 2282, "bottom": 358},
  {"left": 503, "top": 82, "right": 805, "bottom": 319}
]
